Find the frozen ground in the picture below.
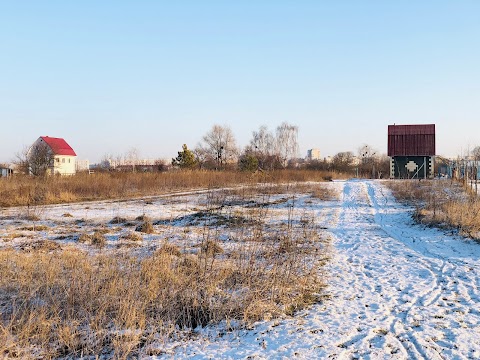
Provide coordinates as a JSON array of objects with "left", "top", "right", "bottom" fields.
[
  {"left": 160, "top": 180, "right": 480, "bottom": 359},
  {"left": 1, "top": 179, "right": 479, "bottom": 359}
]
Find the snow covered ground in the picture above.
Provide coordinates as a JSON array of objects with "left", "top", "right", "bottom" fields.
[
  {"left": 1, "top": 179, "right": 479, "bottom": 359},
  {"left": 161, "top": 180, "right": 480, "bottom": 359}
]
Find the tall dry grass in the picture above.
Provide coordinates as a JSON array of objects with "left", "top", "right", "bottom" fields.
[
  {"left": 0, "top": 170, "right": 340, "bottom": 208},
  {"left": 0, "top": 182, "right": 331, "bottom": 358},
  {"left": 387, "top": 179, "right": 480, "bottom": 239}
]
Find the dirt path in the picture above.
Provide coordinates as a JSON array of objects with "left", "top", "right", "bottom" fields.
[{"left": 328, "top": 180, "right": 480, "bottom": 359}]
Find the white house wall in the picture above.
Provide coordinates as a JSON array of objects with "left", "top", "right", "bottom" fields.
[{"left": 54, "top": 156, "right": 76, "bottom": 175}]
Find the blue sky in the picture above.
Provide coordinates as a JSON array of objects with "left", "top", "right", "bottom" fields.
[{"left": 1, "top": 1, "right": 479, "bottom": 163}]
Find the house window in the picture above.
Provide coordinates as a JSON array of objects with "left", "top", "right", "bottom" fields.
[
  {"left": 56, "top": 158, "right": 59, "bottom": 163},
  {"left": 68, "top": 159, "right": 71, "bottom": 163},
  {"left": 62, "top": 158, "right": 65, "bottom": 163}
]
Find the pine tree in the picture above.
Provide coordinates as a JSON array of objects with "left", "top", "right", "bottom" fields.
[{"left": 172, "top": 144, "right": 198, "bottom": 169}]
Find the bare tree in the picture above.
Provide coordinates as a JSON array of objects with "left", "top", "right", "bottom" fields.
[
  {"left": 250, "top": 126, "right": 275, "bottom": 156},
  {"left": 357, "top": 144, "right": 378, "bottom": 178},
  {"left": 197, "top": 125, "right": 238, "bottom": 170},
  {"left": 275, "top": 122, "right": 298, "bottom": 168},
  {"left": 358, "top": 144, "right": 376, "bottom": 160},
  {"left": 154, "top": 159, "right": 168, "bottom": 172},
  {"left": 332, "top": 151, "right": 355, "bottom": 173},
  {"left": 125, "top": 148, "right": 140, "bottom": 172},
  {"left": 472, "top": 146, "right": 480, "bottom": 161},
  {"left": 193, "top": 146, "right": 211, "bottom": 170},
  {"left": 15, "top": 142, "right": 55, "bottom": 176},
  {"left": 247, "top": 125, "right": 277, "bottom": 170}
]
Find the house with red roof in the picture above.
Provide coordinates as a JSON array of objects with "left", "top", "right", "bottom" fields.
[{"left": 28, "top": 136, "right": 77, "bottom": 175}]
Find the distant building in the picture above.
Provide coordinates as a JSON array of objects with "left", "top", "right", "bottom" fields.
[
  {"left": 76, "top": 159, "right": 90, "bottom": 172},
  {"left": 306, "top": 149, "right": 321, "bottom": 161},
  {"left": 104, "top": 158, "right": 157, "bottom": 170},
  {"left": 388, "top": 124, "right": 435, "bottom": 179},
  {"left": 0, "top": 164, "right": 14, "bottom": 178},
  {"left": 29, "top": 136, "right": 77, "bottom": 175}
]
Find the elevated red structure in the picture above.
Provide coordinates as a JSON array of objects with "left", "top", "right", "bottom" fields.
[
  {"left": 388, "top": 124, "right": 436, "bottom": 179},
  {"left": 388, "top": 124, "right": 435, "bottom": 157}
]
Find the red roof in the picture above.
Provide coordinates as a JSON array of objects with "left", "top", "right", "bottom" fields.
[
  {"left": 388, "top": 124, "right": 436, "bottom": 156},
  {"left": 40, "top": 136, "right": 77, "bottom": 156}
]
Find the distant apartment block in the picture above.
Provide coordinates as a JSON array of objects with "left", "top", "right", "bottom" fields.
[
  {"left": 104, "top": 158, "right": 157, "bottom": 169},
  {"left": 306, "top": 149, "right": 321, "bottom": 161},
  {"left": 76, "top": 159, "right": 90, "bottom": 172}
]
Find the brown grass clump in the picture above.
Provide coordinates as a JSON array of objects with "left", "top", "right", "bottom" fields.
[
  {"left": 1, "top": 233, "right": 24, "bottom": 241},
  {"left": 387, "top": 179, "right": 480, "bottom": 239},
  {"left": 110, "top": 216, "right": 128, "bottom": 224},
  {"left": 121, "top": 232, "right": 143, "bottom": 242},
  {"left": 78, "top": 232, "right": 107, "bottom": 247},
  {"left": 18, "top": 240, "right": 61, "bottom": 252},
  {"left": 92, "top": 232, "right": 107, "bottom": 247},
  {"left": 78, "top": 232, "right": 92, "bottom": 243},
  {"left": 201, "top": 239, "right": 224, "bottom": 257},
  {"left": 23, "top": 214, "right": 40, "bottom": 221},
  {"left": 18, "top": 225, "right": 49, "bottom": 231},
  {"left": 156, "top": 242, "right": 182, "bottom": 257},
  {"left": 136, "top": 219, "right": 154, "bottom": 234}
]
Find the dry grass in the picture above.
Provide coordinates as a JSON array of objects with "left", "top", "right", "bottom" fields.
[
  {"left": 17, "top": 225, "right": 49, "bottom": 232},
  {"left": 0, "top": 234, "right": 327, "bottom": 358},
  {"left": 0, "top": 170, "right": 341, "bottom": 207},
  {"left": 78, "top": 232, "right": 107, "bottom": 248},
  {"left": 120, "top": 232, "right": 143, "bottom": 243},
  {"left": 387, "top": 179, "right": 480, "bottom": 239},
  {"left": 0, "top": 182, "right": 333, "bottom": 358},
  {"left": 135, "top": 219, "right": 154, "bottom": 234}
]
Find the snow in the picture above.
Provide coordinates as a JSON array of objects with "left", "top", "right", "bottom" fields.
[
  {"left": 1, "top": 179, "right": 479, "bottom": 358},
  {"left": 155, "top": 180, "right": 480, "bottom": 359}
]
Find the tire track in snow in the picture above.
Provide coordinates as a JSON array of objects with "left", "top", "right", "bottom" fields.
[
  {"left": 332, "top": 180, "right": 479, "bottom": 360},
  {"left": 366, "top": 182, "right": 447, "bottom": 359},
  {"left": 332, "top": 180, "right": 422, "bottom": 359}
]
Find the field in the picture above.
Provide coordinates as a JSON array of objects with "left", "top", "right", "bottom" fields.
[
  {"left": 0, "top": 179, "right": 334, "bottom": 358},
  {"left": 1, "top": 176, "right": 480, "bottom": 359}
]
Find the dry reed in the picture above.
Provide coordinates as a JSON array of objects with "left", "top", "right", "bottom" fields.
[
  {"left": 0, "top": 170, "right": 340, "bottom": 208},
  {"left": 387, "top": 179, "right": 480, "bottom": 239}
]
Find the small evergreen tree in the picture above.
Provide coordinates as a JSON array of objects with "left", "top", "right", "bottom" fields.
[
  {"left": 238, "top": 153, "right": 259, "bottom": 172},
  {"left": 172, "top": 144, "right": 198, "bottom": 169}
]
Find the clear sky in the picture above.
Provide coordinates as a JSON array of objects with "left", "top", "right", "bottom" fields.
[{"left": 1, "top": 1, "right": 479, "bottom": 163}]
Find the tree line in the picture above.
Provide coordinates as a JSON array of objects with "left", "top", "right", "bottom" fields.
[
  {"left": 172, "top": 123, "right": 391, "bottom": 177},
  {"left": 172, "top": 123, "right": 300, "bottom": 171},
  {"left": 13, "top": 122, "right": 393, "bottom": 177}
]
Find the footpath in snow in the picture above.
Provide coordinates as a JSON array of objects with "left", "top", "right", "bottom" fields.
[{"left": 164, "top": 179, "right": 480, "bottom": 359}]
